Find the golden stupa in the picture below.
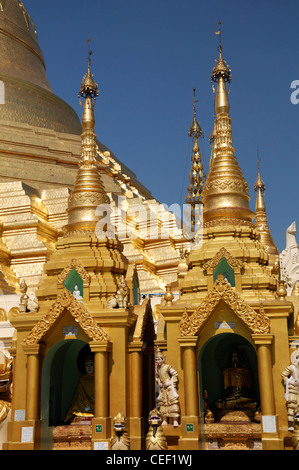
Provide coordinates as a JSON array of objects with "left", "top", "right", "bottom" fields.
[
  {"left": 0, "top": 9, "right": 299, "bottom": 453},
  {"left": 0, "top": 0, "right": 184, "bottom": 302}
]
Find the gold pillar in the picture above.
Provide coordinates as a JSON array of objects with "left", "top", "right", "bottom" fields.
[
  {"left": 90, "top": 341, "right": 112, "bottom": 418},
  {"left": 181, "top": 342, "right": 199, "bottom": 416},
  {"left": 23, "top": 344, "right": 40, "bottom": 421},
  {"left": 90, "top": 340, "right": 112, "bottom": 448},
  {"left": 129, "top": 342, "right": 143, "bottom": 417},
  {"left": 178, "top": 336, "right": 200, "bottom": 450},
  {"left": 253, "top": 334, "right": 275, "bottom": 415},
  {"left": 252, "top": 334, "right": 283, "bottom": 450},
  {"left": 128, "top": 342, "right": 144, "bottom": 450}
]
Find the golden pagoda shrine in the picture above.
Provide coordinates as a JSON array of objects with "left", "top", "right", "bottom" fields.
[
  {"left": 156, "top": 28, "right": 297, "bottom": 451},
  {"left": 0, "top": 0, "right": 184, "bottom": 305},
  {"left": 2, "top": 50, "right": 156, "bottom": 451},
  {"left": 0, "top": 4, "right": 299, "bottom": 453}
]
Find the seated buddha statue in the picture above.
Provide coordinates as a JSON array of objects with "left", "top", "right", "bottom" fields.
[
  {"left": 215, "top": 350, "right": 258, "bottom": 421},
  {"left": 64, "top": 353, "right": 95, "bottom": 423}
]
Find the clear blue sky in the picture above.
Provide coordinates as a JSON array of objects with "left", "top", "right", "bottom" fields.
[{"left": 26, "top": 0, "right": 299, "bottom": 252}]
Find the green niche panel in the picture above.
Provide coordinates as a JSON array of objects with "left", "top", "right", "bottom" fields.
[
  {"left": 133, "top": 276, "right": 139, "bottom": 305},
  {"left": 63, "top": 268, "right": 83, "bottom": 298},
  {"left": 213, "top": 257, "right": 235, "bottom": 286}
]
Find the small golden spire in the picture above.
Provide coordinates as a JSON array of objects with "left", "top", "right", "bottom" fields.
[
  {"left": 254, "top": 151, "right": 279, "bottom": 257},
  {"left": 64, "top": 40, "right": 109, "bottom": 236},
  {"left": 185, "top": 89, "right": 205, "bottom": 232},
  {"left": 202, "top": 24, "right": 255, "bottom": 227},
  {"left": 254, "top": 150, "right": 266, "bottom": 211}
]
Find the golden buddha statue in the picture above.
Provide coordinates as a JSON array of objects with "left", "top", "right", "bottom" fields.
[
  {"left": 216, "top": 350, "right": 258, "bottom": 421},
  {"left": 64, "top": 353, "right": 95, "bottom": 423},
  {"left": 223, "top": 350, "right": 251, "bottom": 400}
]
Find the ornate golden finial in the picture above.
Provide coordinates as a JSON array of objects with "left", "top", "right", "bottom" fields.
[
  {"left": 164, "top": 285, "right": 174, "bottom": 305},
  {"left": 185, "top": 89, "right": 205, "bottom": 232},
  {"left": 188, "top": 88, "right": 203, "bottom": 139},
  {"left": 277, "top": 279, "right": 287, "bottom": 301},
  {"left": 211, "top": 22, "right": 231, "bottom": 85},
  {"left": 78, "top": 39, "right": 99, "bottom": 106}
]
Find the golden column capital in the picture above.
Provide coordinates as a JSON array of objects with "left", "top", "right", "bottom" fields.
[
  {"left": 178, "top": 336, "right": 198, "bottom": 348},
  {"left": 252, "top": 334, "right": 274, "bottom": 346},
  {"left": 89, "top": 340, "right": 112, "bottom": 354},
  {"left": 22, "top": 344, "right": 41, "bottom": 355}
]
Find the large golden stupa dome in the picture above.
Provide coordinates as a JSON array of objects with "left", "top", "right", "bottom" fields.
[{"left": 0, "top": 0, "right": 81, "bottom": 134}]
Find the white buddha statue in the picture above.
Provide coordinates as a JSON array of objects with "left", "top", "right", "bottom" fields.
[{"left": 73, "top": 285, "right": 83, "bottom": 300}]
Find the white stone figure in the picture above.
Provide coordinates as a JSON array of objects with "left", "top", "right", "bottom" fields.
[
  {"left": 106, "top": 275, "right": 129, "bottom": 309},
  {"left": 27, "top": 296, "right": 39, "bottom": 312},
  {"left": 281, "top": 349, "right": 299, "bottom": 431},
  {"left": 280, "top": 221, "right": 299, "bottom": 295},
  {"left": 73, "top": 285, "right": 83, "bottom": 300}
]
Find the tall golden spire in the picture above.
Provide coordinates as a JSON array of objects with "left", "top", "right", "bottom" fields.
[
  {"left": 254, "top": 151, "right": 279, "bottom": 258},
  {"left": 202, "top": 22, "right": 255, "bottom": 227},
  {"left": 185, "top": 89, "right": 205, "bottom": 232},
  {"left": 64, "top": 40, "right": 110, "bottom": 236}
]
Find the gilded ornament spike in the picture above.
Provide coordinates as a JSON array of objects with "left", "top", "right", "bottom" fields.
[{"left": 185, "top": 89, "right": 205, "bottom": 232}]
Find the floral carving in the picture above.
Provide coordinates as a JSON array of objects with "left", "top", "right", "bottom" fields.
[
  {"left": 202, "top": 247, "right": 244, "bottom": 272},
  {"left": 22, "top": 288, "right": 109, "bottom": 346},
  {"left": 203, "top": 178, "right": 248, "bottom": 195},
  {"left": 204, "top": 219, "right": 255, "bottom": 229},
  {"left": 57, "top": 259, "right": 90, "bottom": 285},
  {"left": 179, "top": 309, "right": 195, "bottom": 337},
  {"left": 179, "top": 274, "right": 270, "bottom": 336}
]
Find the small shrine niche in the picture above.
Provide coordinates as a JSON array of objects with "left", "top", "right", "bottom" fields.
[
  {"left": 213, "top": 257, "right": 235, "bottom": 287},
  {"left": 63, "top": 269, "right": 83, "bottom": 300}
]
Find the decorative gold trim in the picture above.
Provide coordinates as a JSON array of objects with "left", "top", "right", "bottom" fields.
[
  {"left": 0, "top": 307, "right": 7, "bottom": 321},
  {"left": 202, "top": 247, "right": 244, "bottom": 273},
  {"left": 179, "top": 274, "right": 270, "bottom": 336},
  {"left": 57, "top": 259, "right": 90, "bottom": 285},
  {"left": 22, "top": 287, "right": 109, "bottom": 346},
  {"left": 179, "top": 308, "right": 196, "bottom": 337},
  {"left": 204, "top": 219, "right": 255, "bottom": 229}
]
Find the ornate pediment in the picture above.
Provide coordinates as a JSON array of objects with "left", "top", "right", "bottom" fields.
[
  {"left": 22, "top": 288, "right": 109, "bottom": 346},
  {"left": 202, "top": 247, "right": 244, "bottom": 273},
  {"left": 57, "top": 259, "right": 90, "bottom": 285},
  {"left": 179, "top": 274, "right": 270, "bottom": 336}
]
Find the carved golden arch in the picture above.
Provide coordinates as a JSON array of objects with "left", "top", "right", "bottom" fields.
[
  {"left": 179, "top": 274, "right": 270, "bottom": 336},
  {"left": 57, "top": 259, "right": 90, "bottom": 286},
  {"left": 202, "top": 247, "right": 244, "bottom": 273},
  {"left": 22, "top": 287, "right": 109, "bottom": 346}
]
